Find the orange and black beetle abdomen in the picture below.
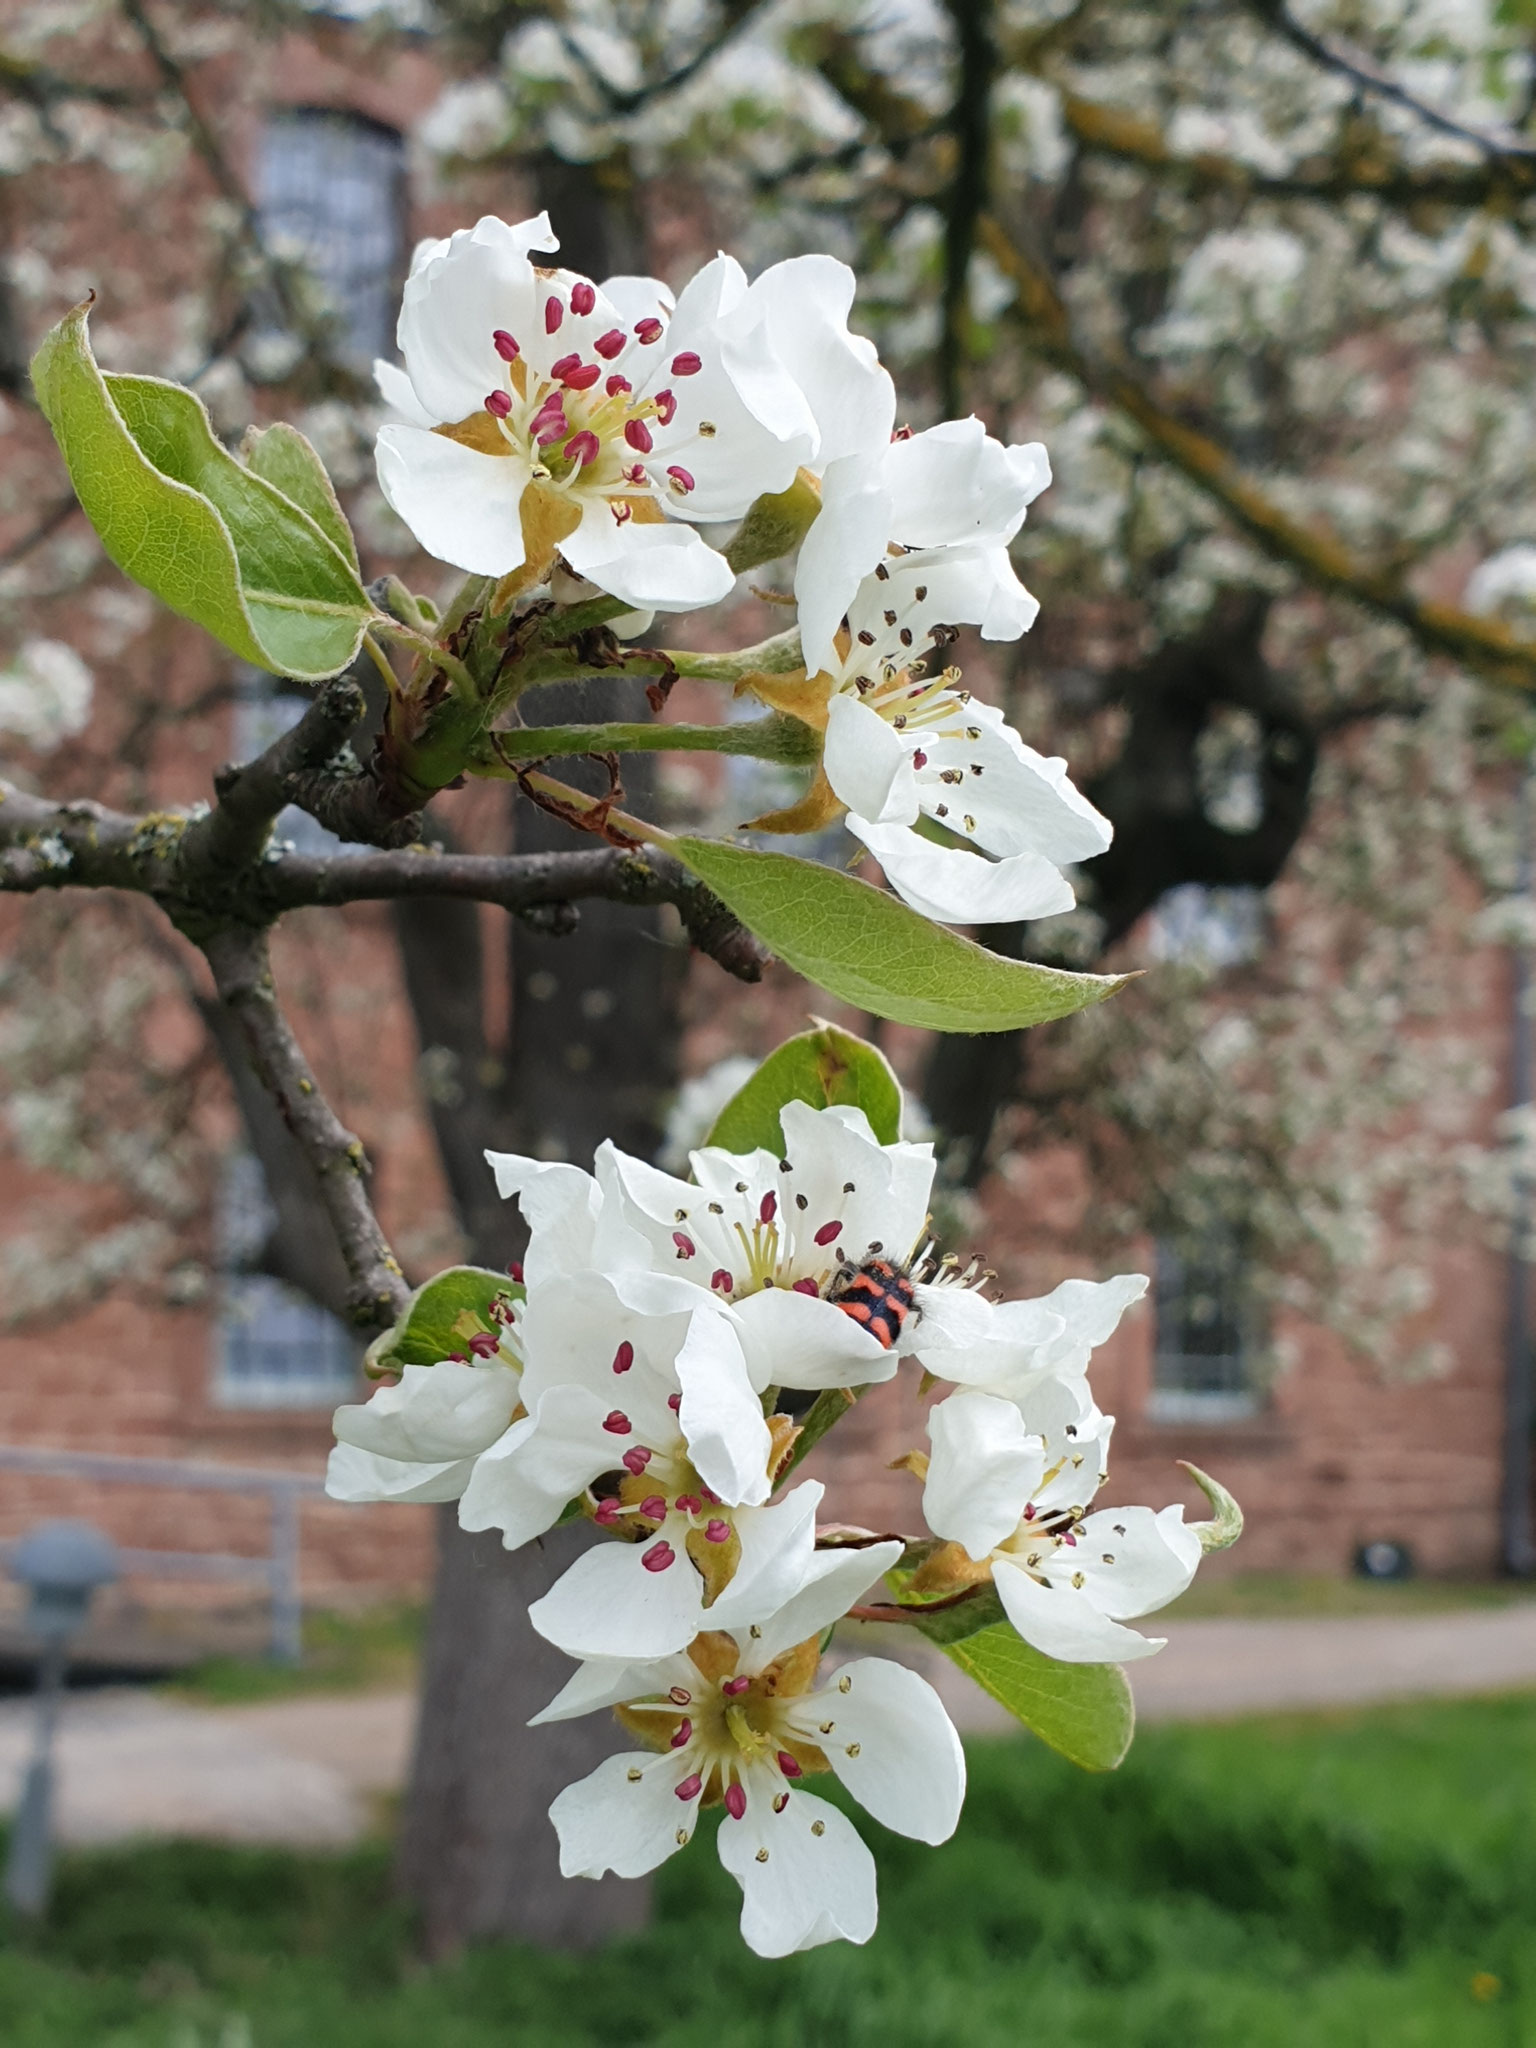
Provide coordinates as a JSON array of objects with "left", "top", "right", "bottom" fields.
[{"left": 829, "top": 1257, "right": 917, "bottom": 1350}]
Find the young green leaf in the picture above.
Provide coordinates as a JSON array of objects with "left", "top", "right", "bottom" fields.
[
  {"left": 242, "top": 422, "right": 360, "bottom": 572},
  {"left": 668, "top": 836, "right": 1126, "bottom": 1034},
  {"left": 705, "top": 1023, "right": 903, "bottom": 1155},
  {"left": 31, "top": 301, "right": 373, "bottom": 679},
  {"left": 943, "top": 1625, "right": 1135, "bottom": 1772},
  {"left": 364, "top": 1266, "right": 523, "bottom": 1378}
]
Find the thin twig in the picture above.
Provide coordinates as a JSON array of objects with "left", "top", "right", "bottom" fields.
[{"left": 200, "top": 924, "right": 408, "bottom": 1329}]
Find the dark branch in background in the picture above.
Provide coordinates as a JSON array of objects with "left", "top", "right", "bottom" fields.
[
  {"left": 201, "top": 924, "right": 408, "bottom": 1328},
  {"left": 1249, "top": 0, "right": 1536, "bottom": 164},
  {"left": 1056, "top": 87, "right": 1536, "bottom": 209},
  {"left": 939, "top": 0, "right": 997, "bottom": 417},
  {"left": 554, "top": 0, "right": 769, "bottom": 116},
  {"left": 976, "top": 212, "right": 1536, "bottom": 693}
]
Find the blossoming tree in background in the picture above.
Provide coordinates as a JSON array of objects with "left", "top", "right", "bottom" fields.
[{"left": 8, "top": 211, "right": 1239, "bottom": 1955}]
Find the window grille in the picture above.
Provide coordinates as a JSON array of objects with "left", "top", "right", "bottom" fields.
[
  {"left": 254, "top": 108, "right": 405, "bottom": 368},
  {"left": 1149, "top": 1231, "right": 1262, "bottom": 1422},
  {"left": 212, "top": 1151, "right": 358, "bottom": 1409}
]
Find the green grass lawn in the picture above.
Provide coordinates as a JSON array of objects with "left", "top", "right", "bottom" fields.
[{"left": 5, "top": 1691, "right": 1536, "bottom": 2047}]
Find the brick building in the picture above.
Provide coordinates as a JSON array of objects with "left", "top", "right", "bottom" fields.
[{"left": 0, "top": 4, "right": 1524, "bottom": 1624}]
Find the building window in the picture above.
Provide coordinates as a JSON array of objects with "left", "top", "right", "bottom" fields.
[
  {"left": 212, "top": 1151, "right": 358, "bottom": 1409},
  {"left": 1149, "top": 1231, "right": 1263, "bottom": 1422},
  {"left": 1145, "top": 882, "right": 1265, "bottom": 967},
  {"left": 252, "top": 108, "right": 405, "bottom": 371}
]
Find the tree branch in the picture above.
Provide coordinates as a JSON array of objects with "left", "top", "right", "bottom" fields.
[
  {"left": 0, "top": 781, "right": 769, "bottom": 980},
  {"left": 974, "top": 211, "right": 1536, "bottom": 691},
  {"left": 200, "top": 924, "right": 408, "bottom": 1329},
  {"left": 1249, "top": 0, "right": 1536, "bottom": 165},
  {"left": 940, "top": 0, "right": 998, "bottom": 416},
  {"left": 1057, "top": 85, "right": 1536, "bottom": 209}
]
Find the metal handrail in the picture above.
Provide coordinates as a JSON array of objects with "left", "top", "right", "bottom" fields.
[{"left": 0, "top": 1443, "right": 327, "bottom": 1663}]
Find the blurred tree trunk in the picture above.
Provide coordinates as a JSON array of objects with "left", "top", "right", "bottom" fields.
[{"left": 391, "top": 167, "right": 680, "bottom": 1957}]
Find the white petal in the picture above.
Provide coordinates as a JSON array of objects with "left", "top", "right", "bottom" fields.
[
  {"left": 795, "top": 453, "right": 893, "bottom": 676},
  {"left": 848, "top": 817, "right": 1076, "bottom": 926},
  {"left": 732, "top": 1286, "right": 895, "bottom": 1393},
  {"left": 559, "top": 502, "right": 734, "bottom": 613},
  {"left": 676, "top": 1309, "right": 773, "bottom": 1507},
  {"left": 797, "top": 1658, "right": 965, "bottom": 1843},
  {"left": 483, "top": 1153, "right": 598, "bottom": 1266},
  {"left": 1033, "top": 1274, "right": 1149, "bottom": 1375},
  {"left": 744, "top": 1540, "right": 904, "bottom": 1668},
  {"left": 515, "top": 1272, "right": 689, "bottom": 1445},
  {"left": 456, "top": 1391, "right": 606, "bottom": 1547},
  {"left": 550, "top": 1749, "right": 700, "bottom": 1879},
  {"left": 823, "top": 694, "right": 919, "bottom": 827},
  {"left": 375, "top": 424, "right": 530, "bottom": 577},
  {"left": 332, "top": 1360, "right": 520, "bottom": 1465},
  {"left": 883, "top": 419, "right": 1046, "bottom": 551},
  {"left": 597, "top": 273, "right": 675, "bottom": 326},
  {"left": 646, "top": 316, "right": 812, "bottom": 519},
  {"left": 777, "top": 1097, "right": 935, "bottom": 1271},
  {"left": 373, "top": 357, "right": 437, "bottom": 427},
  {"left": 529, "top": 1652, "right": 685, "bottom": 1726},
  {"left": 1071, "top": 1504, "right": 1201, "bottom": 1620},
  {"left": 991, "top": 1557, "right": 1166, "bottom": 1662},
  {"left": 669, "top": 252, "right": 816, "bottom": 452},
  {"left": 324, "top": 1441, "right": 475, "bottom": 1504},
  {"left": 717, "top": 1784, "right": 877, "bottom": 1957},
  {"left": 705, "top": 1481, "right": 824, "bottom": 1636},
  {"left": 529, "top": 1530, "right": 707, "bottom": 1660},
  {"left": 923, "top": 1391, "right": 1044, "bottom": 1558},
  {"left": 907, "top": 1281, "right": 1004, "bottom": 1358},
  {"left": 396, "top": 213, "right": 544, "bottom": 422},
  {"left": 745, "top": 254, "right": 894, "bottom": 469}
]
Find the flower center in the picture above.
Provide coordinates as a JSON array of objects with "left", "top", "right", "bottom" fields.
[
  {"left": 441, "top": 305, "right": 709, "bottom": 524},
  {"left": 616, "top": 1634, "right": 832, "bottom": 1813}
]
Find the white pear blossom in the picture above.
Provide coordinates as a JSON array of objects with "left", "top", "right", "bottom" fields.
[
  {"left": 788, "top": 421, "right": 1112, "bottom": 923},
  {"left": 458, "top": 1270, "right": 827, "bottom": 1660},
  {"left": 326, "top": 1291, "right": 525, "bottom": 1505},
  {"left": 584, "top": 1098, "right": 995, "bottom": 1391},
  {"left": 796, "top": 418, "right": 1052, "bottom": 674},
  {"left": 538, "top": 1544, "right": 965, "bottom": 1958},
  {"left": 920, "top": 1375, "right": 1200, "bottom": 1663},
  {"left": 374, "top": 212, "right": 818, "bottom": 610}
]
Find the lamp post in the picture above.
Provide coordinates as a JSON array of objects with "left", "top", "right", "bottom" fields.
[{"left": 3, "top": 1520, "right": 119, "bottom": 1917}]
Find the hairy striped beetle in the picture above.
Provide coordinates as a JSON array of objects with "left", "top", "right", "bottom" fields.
[{"left": 829, "top": 1256, "right": 919, "bottom": 1350}]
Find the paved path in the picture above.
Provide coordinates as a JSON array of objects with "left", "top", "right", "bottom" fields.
[{"left": 4, "top": 1604, "right": 1536, "bottom": 1847}]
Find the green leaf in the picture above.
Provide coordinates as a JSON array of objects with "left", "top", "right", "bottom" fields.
[
  {"left": 242, "top": 422, "right": 360, "bottom": 573},
  {"left": 669, "top": 836, "right": 1126, "bottom": 1034},
  {"left": 942, "top": 1625, "right": 1135, "bottom": 1772},
  {"left": 364, "top": 1265, "right": 523, "bottom": 1378},
  {"left": 31, "top": 300, "right": 373, "bottom": 679},
  {"left": 705, "top": 1023, "right": 903, "bottom": 1155}
]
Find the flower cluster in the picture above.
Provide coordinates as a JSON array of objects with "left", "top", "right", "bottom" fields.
[
  {"left": 374, "top": 213, "right": 1110, "bottom": 924},
  {"left": 329, "top": 1083, "right": 1218, "bottom": 1956}
]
